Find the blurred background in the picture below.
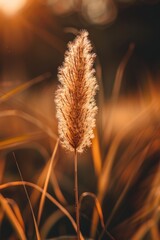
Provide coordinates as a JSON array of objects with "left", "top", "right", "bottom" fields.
[
  {"left": 0, "top": 0, "right": 160, "bottom": 240},
  {"left": 0, "top": 0, "right": 160, "bottom": 93}
]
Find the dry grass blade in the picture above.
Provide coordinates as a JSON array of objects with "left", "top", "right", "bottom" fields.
[
  {"left": 13, "top": 153, "right": 41, "bottom": 240},
  {"left": 95, "top": 49, "right": 105, "bottom": 141},
  {"left": 105, "top": 43, "right": 135, "bottom": 142},
  {"left": 131, "top": 219, "right": 157, "bottom": 240},
  {"left": 37, "top": 139, "right": 59, "bottom": 225},
  {"left": 91, "top": 128, "right": 102, "bottom": 177},
  {"left": 98, "top": 145, "right": 150, "bottom": 240},
  {"left": 0, "top": 157, "right": 5, "bottom": 183},
  {"left": 0, "top": 109, "right": 57, "bottom": 139},
  {"left": 0, "top": 194, "right": 27, "bottom": 240},
  {"left": 102, "top": 127, "right": 160, "bottom": 230},
  {"left": 50, "top": 170, "right": 67, "bottom": 205},
  {"left": 79, "top": 192, "right": 105, "bottom": 229},
  {"left": 29, "top": 158, "right": 67, "bottom": 215},
  {"left": 6, "top": 198, "right": 25, "bottom": 229},
  {"left": 150, "top": 224, "right": 160, "bottom": 240},
  {"left": 41, "top": 206, "right": 74, "bottom": 239},
  {"left": 112, "top": 43, "right": 135, "bottom": 101},
  {"left": 0, "top": 72, "right": 51, "bottom": 103},
  {"left": 0, "top": 205, "right": 4, "bottom": 224},
  {"left": 0, "top": 181, "right": 85, "bottom": 240},
  {"left": 91, "top": 102, "right": 158, "bottom": 237},
  {"left": 0, "top": 132, "right": 44, "bottom": 150}
]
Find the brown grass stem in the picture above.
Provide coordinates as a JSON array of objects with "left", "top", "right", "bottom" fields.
[{"left": 74, "top": 149, "right": 80, "bottom": 240}]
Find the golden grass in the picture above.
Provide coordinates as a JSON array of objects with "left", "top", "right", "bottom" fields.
[
  {"left": 0, "top": 72, "right": 51, "bottom": 103},
  {"left": 37, "top": 139, "right": 59, "bottom": 225},
  {"left": 0, "top": 194, "right": 27, "bottom": 240},
  {"left": 0, "top": 181, "right": 84, "bottom": 240},
  {"left": 0, "top": 28, "right": 159, "bottom": 240}
]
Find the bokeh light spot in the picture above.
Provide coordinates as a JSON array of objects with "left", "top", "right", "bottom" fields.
[
  {"left": 82, "top": 0, "right": 117, "bottom": 25},
  {"left": 0, "top": 0, "right": 27, "bottom": 16}
]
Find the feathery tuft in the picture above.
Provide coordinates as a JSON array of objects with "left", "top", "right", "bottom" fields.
[{"left": 55, "top": 30, "right": 98, "bottom": 153}]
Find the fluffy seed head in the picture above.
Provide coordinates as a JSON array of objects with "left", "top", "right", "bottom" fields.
[{"left": 55, "top": 30, "right": 98, "bottom": 153}]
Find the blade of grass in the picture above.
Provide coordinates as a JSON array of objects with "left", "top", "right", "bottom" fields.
[
  {"left": 37, "top": 139, "right": 59, "bottom": 225},
  {"left": 112, "top": 43, "right": 135, "bottom": 101},
  {"left": 0, "top": 132, "right": 44, "bottom": 150},
  {"left": 99, "top": 127, "right": 160, "bottom": 239},
  {"left": 0, "top": 72, "right": 51, "bottom": 103},
  {"left": 50, "top": 170, "right": 67, "bottom": 205},
  {"left": 0, "top": 181, "right": 85, "bottom": 240},
  {"left": 41, "top": 206, "right": 74, "bottom": 239},
  {"left": 98, "top": 146, "right": 150, "bottom": 240},
  {"left": 29, "top": 156, "right": 67, "bottom": 215},
  {"left": 0, "top": 194, "right": 27, "bottom": 240},
  {"left": 0, "top": 157, "right": 5, "bottom": 183},
  {"left": 0, "top": 205, "right": 4, "bottom": 224},
  {"left": 6, "top": 198, "right": 25, "bottom": 229},
  {"left": 79, "top": 192, "right": 105, "bottom": 229},
  {"left": 91, "top": 128, "right": 102, "bottom": 177},
  {"left": 131, "top": 219, "right": 154, "bottom": 240},
  {"left": 13, "top": 153, "right": 41, "bottom": 240},
  {"left": 107, "top": 130, "right": 160, "bottom": 220},
  {"left": 0, "top": 109, "right": 57, "bottom": 140},
  {"left": 91, "top": 102, "right": 159, "bottom": 237},
  {"left": 105, "top": 43, "right": 135, "bottom": 142},
  {"left": 79, "top": 192, "right": 116, "bottom": 240},
  {"left": 150, "top": 224, "right": 160, "bottom": 240}
]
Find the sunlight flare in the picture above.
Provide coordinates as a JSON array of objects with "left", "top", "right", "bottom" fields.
[{"left": 0, "top": 0, "right": 27, "bottom": 16}]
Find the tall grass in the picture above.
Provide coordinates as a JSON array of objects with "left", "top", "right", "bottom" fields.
[
  {"left": 0, "top": 30, "right": 159, "bottom": 240},
  {"left": 55, "top": 30, "right": 98, "bottom": 240}
]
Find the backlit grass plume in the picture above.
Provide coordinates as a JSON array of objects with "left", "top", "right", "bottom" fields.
[{"left": 55, "top": 30, "right": 98, "bottom": 153}]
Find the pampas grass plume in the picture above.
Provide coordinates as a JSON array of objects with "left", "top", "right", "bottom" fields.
[{"left": 55, "top": 30, "right": 98, "bottom": 153}]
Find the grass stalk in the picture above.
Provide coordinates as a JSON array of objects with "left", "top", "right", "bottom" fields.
[{"left": 74, "top": 149, "right": 80, "bottom": 240}]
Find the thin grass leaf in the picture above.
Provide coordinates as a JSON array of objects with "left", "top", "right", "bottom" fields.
[
  {"left": 0, "top": 157, "right": 5, "bottom": 183},
  {"left": 112, "top": 43, "right": 135, "bottom": 101},
  {"left": 91, "top": 128, "right": 102, "bottom": 177},
  {"left": 0, "top": 194, "right": 27, "bottom": 240},
  {"left": 6, "top": 198, "right": 25, "bottom": 229},
  {"left": 0, "top": 109, "right": 57, "bottom": 139},
  {"left": 91, "top": 102, "right": 159, "bottom": 237},
  {"left": 150, "top": 224, "right": 160, "bottom": 240},
  {"left": 0, "top": 181, "right": 84, "bottom": 240},
  {"left": 13, "top": 153, "right": 41, "bottom": 240},
  {"left": 27, "top": 157, "right": 67, "bottom": 221},
  {"left": 50, "top": 169, "right": 67, "bottom": 205},
  {"left": 37, "top": 139, "right": 59, "bottom": 225},
  {"left": 79, "top": 192, "right": 105, "bottom": 229},
  {"left": 0, "top": 205, "right": 4, "bottom": 225},
  {"left": 105, "top": 43, "right": 135, "bottom": 142},
  {"left": 29, "top": 160, "right": 67, "bottom": 216},
  {"left": 0, "top": 132, "right": 44, "bottom": 150},
  {"left": 131, "top": 219, "right": 154, "bottom": 240},
  {"left": 98, "top": 146, "right": 150, "bottom": 240},
  {"left": 41, "top": 206, "right": 74, "bottom": 239},
  {"left": 0, "top": 72, "right": 51, "bottom": 103}
]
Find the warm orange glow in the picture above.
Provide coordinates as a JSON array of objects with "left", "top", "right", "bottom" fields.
[{"left": 0, "top": 0, "right": 27, "bottom": 16}]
